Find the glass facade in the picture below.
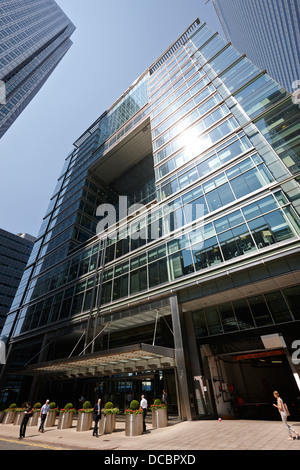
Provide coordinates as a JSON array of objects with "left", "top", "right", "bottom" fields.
[
  {"left": 213, "top": 0, "right": 300, "bottom": 93},
  {"left": 0, "top": 230, "right": 34, "bottom": 332},
  {"left": 1, "top": 19, "right": 300, "bottom": 418},
  {"left": 0, "top": 0, "right": 75, "bottom": 138}
]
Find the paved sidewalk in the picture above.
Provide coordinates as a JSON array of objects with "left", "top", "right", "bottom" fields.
[{"left": 0, "top": 416, "right": 300, "bottom": 451}]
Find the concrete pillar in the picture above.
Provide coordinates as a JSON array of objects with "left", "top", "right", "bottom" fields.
[{"left": 170, "top": 295, "right": 192, "bottom": 421}]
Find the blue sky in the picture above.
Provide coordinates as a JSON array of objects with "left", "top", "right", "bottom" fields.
[{"left": 0, "top": 0, "right": 222, "bottom": 237}]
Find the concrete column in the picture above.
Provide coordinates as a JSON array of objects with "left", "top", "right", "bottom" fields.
[{"left": 170, "top": 295, "right": 192, "bottom": 421}]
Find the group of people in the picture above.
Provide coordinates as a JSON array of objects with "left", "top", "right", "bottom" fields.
[
  {"left": 16, "top": 389, "right": 300, "bottom": 443},
  {"left": 18, "top": 399, "right": 50, "bottom": 439}
]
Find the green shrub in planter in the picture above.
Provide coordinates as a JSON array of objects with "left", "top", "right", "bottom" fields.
[
  {"left": 104, "top": 401, "right": 114, "bottom": 409},
  {"left": 125, "top": 400, "right": 142, "bottom": 415},
  {"left": 64, "top": 403, "right": 74, "bottom": 410},
  {"left": 78, "top": 401, "right": 93, "bottom": 413},
  {"left": 130, "top": 400, "right": 140, "bottom": 410}
]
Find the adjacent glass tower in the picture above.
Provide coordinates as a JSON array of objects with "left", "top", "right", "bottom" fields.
[
  {"left": 0, "top": 0, "right": 75, "bottom": 138},
  {"left": 0, "top": 230, "right": 35, "bottom": 333},
  {"left": 1, "top": 18, "right": 300, "bottom": 421},
  {"left": 212, "top": 0, "right": 300, "bottom": 93}
]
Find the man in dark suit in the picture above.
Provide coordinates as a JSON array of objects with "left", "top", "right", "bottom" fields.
[
  {"left": 93, "top": 398, "right": 101, "bottom": 437},
  {"left": 19, "top": 402, "right": 33, "bottom": 439}
]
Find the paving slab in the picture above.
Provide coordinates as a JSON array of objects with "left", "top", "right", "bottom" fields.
[{"left": 0, "top": 417, "right": 300, "bottom": 452}]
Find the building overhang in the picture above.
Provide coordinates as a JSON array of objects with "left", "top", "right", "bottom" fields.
[{"left": 15, "top": 343, "right": 175, "bottom": 380}]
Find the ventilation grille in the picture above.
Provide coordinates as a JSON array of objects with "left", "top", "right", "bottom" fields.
[{"left": 149, "top": 18, "right": 201, "bottom": 75}]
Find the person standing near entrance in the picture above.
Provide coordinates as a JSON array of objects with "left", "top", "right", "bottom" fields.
[
  {"left": 162, "top": 389, "right": 167, "bottom": 405},
  {"left": 19, "top": 402, "right": 33, "bottom": 439},
  {"left": 162, "top": 389, "right": 168, "bottom": 418},
  {"left": 140, "top": 395, "right": 148, "bottom": 432},
  {"left": 93, "top": 398, "right": 101, "bottom": 437},
  {"left": 273, "top": 391, "right": 299, "bottom": 440},
  {"left": 39, "top": 399, "right": 49, "bottom": 433}
]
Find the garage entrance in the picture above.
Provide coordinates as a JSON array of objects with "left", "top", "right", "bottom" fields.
[{"left": 215, "top": 349, "right": 300, "bottom": 420}]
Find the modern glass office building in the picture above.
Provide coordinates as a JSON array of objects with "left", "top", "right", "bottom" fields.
[
  {"left": 0, "top": 230, "right": 35, "bottom": 333},
  {"left": 0, "top": 0, "right": 75, "bottom": 138},
  {"left": 212, "top": 0, "right": 300, "bottom": 93},
  {"left": 1, "top": 18, "right": 300, "bottom": 420}
]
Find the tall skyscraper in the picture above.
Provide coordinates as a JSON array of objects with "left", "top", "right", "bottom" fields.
[
  {"left": 1, "top": 18, "right": 300, "bottom": 421},
  {"left": 0, "top": 0, "right": 75, "bottom": 138},
  {"left": 0, "top": 230, "right": 35, "bottom": 333},
  {"left": 212, "top": 0, "right": 300, "bottom": 93}
]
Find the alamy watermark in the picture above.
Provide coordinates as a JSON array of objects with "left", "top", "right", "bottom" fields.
[
  {"left": 0, "top": 80, "right": 6, "bottom": 105},
  {"left": 292, "top": 80, "right": 300, "bottom": 105},
  {"left": 96, "top": 195, "right": 205, "bottom": 244}
]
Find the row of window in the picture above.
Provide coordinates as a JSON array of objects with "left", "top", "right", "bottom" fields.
[
  {"left": 14, "top": 193, "right": 299, "bottom": 335},
  {"left": 0, "top": 13, "right": 68, "bottom": 66},
  {"left": 192, "top": 286, "right": 300, "bottom": 338},
  {"left": 152, "top": 86, "right": 221, "bottom": 155},
  {"left": 16, "top": 188, "right": 300, "bottom": 335},
  {"left": 100, "top": 193, "right": 299, "bottom": 303},
  {"left": 156, "top": 131, "right": 251, "bottom": 200},
  {"left": 148, "top": 47, "right": 190, "bottom": 98}
]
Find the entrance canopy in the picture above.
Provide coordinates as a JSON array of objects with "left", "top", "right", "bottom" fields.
[{"left": 17, "top": 343, "right": 175, "bottom": 380}]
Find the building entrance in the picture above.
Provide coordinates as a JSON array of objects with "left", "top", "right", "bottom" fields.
[{"left": 86, "top": 369, "right": 177, "bottom": 413}]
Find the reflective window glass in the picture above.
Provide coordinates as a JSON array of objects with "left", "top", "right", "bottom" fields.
[
  {"left": 248, "top": 295, "right": 273, "bottom": 326},
  {"left": 264, "top": 291, "right": 292, "bottom": 323},
  {"left": 232, "top": 299, "right": 255, "bottom": 330}
]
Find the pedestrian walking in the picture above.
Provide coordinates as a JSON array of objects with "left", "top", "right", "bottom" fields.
[
  {"left": 92, "top": 398, "right": 101, "bottom": 437},
  {"left": 39, "top": 399, "right": 50, "bottom": 433},
  {"left": 140, "top": 394, "right": 148, "bottom": 432},
  {"left": 19, "top": 402, "right": 33, "bottom": 439},
  {"left": 273, "top": 390, "right": 300, "bottom": 440}
]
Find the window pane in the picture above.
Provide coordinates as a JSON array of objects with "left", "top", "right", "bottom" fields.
[
  {"left": 218, "top": 303, "right": 238, "bottom": 332},
  {"left": 248, "top": 295, "right": 273, "bottom": 327},
  {"left": 233, "top": 299, "right": 255, "bottom": 330},
  {"left": 130, "top": 267, "right": 147, "bottom": 294},
  {"left": 205, "top": 306, "right": 223, "bottom": 335},
  {"left": 264, "top": 210, "right": 294, "bottom": 242},
  {"left": 218, "top": 224, "right": 255, "bottom": 260},
  {"left": 192, "top": 310, "right": 209, "bottom": 338},
  {"left": 230, "top": 168, "right": 264, "bottom": 198},
  {"left": 205, "top": 183, "right": 235, "bottom": 211},
  {"left": 264, "top": 291, "right": 292, "bottom": 323},
  {"left": 193, "top": 236, "right": 222, "bottom": 270},
  {"left": 113, "top": 274, "right": 128, "bottom": 300},
  {"left": 283, "top": 286, "right": 300, "bottom": 320},
  {"left": 149, "top": 258, "right": 168, "bottom": 287},
  {"left": 248, "top": 216, "right": 276, "bottom": 248},
  {"left": 169, "top": 249, "right": 194, "bottom": 279}
]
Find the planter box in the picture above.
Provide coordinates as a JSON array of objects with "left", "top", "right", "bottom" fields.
[
  {"left": 45, "top": 411, "right": 57, "bottom": 427},
  {"left": 76, "top": 412, "right": 93, "bottom": 432},
  {"left": 29, "top": 412, "right": 40, "bottom": 427},
  {"left": 2, "top": 411, "right": 16, "bottom": 424},
  {"left": 57, "top": 412, "right": 74, "bottom": 429},
  {"left": 13, "top": 412, "right": 25, "bottom": 425},
  {"left": 125, "top": 413, "right": 143, "bottom": 436},
  {"left": 102, "top": 414, "right": 116, "bottom": 434},
  {"left": 152, "top": 408, "right": 168, "bottom": 428}
]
